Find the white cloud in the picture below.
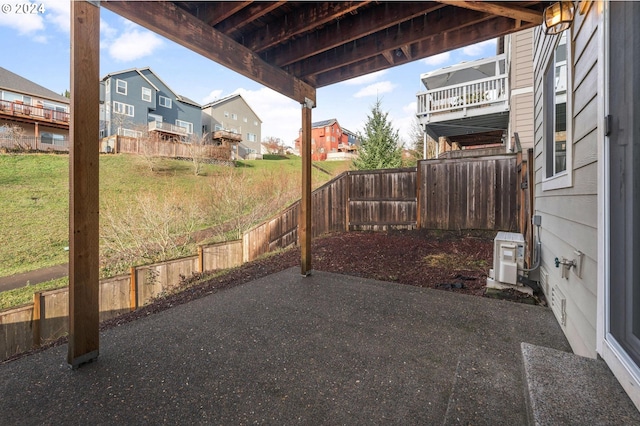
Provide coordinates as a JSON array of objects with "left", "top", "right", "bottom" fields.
[
  {"left": 232, "top": 87, "right": 300, "bottom": 143},
  {"left": 0, "top": 6, "right": 44, "bottom": 35},
  {"left": 0, "top": 0, "right": 69, "bottom": 40},
  {"left": 422, "top": 51, "right": 451, "bottom": 66},
  {"left": 108, "top": 28, "right": 163, "bottom": 62},
  {"left": 342, "top": 70, "right": 388, "bottom": 86},
  {"left": 353, "top": 81, "right": 397, "bottom": 98},
  {"left": 100, "top": 18, "right": 118, "bottom": 49},
  {"left": 43, "top": 0, "right": 70, "bottom": 33},
  {"left": 201, "top": 89, "right": 224, "bottom": 105},
  {"left": 462, "top": 39, "right": 496, "bottom": 57}
]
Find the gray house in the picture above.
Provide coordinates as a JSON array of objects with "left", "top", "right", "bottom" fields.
[
  {"left": 202, "top": 93, "right": 262, "bottom": 158},
  {"left": 533, "top": 0, "right": 640, "bottom": 411},
  {"left": 100, "top": 67, "right": 202, "bottom": 141}
]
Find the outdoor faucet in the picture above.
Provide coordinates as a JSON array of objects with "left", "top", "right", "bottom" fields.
[{"left": 555, "top": 257, "right": 576, "bottom": 279}]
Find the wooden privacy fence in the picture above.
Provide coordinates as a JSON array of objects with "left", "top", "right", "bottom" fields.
[
  {"left": 100, "top": 135, "right": 231, "bottom": 160},
  {"left": 0, "top": 154, "right": 519, "bottom": 361}
]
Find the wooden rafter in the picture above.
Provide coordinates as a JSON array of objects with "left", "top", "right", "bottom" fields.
[
  {"left": 214, "top": 1, "right": 287, "bottom": 37},
  {"left": 102, "top": 0, "right": 315, "bottom": 104},
  {"left": 435, "top": 0, "right": 543, "bottom": 24},
  {"left": 314, "top": 15, "right": 536, "bottom": 87},
  {"left": 242, "top": 1, "right": 372, "bottom": 53},
  {"left": 288, "top": 7, "right": 492, "bottom": 79},
  {"left": 195, "top": 1, "right": 252, "bottom": 27},
  {"left": 267, "top": 2, "right": 444, "bottom": 67}
]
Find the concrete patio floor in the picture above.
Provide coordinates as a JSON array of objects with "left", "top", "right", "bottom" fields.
[{"left": 0, "top": 267, "right": 578, "bottom": 424}]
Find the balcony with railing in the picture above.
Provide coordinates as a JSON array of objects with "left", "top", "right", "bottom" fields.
[
  {"left": 0, "top": 99, "right": 70, "bottom": 128},
  {"left": 148, "top": 120, "right": 188, "bottom": 136},
  {"left": 212, "top": 129, "right": 242, "bottom": 143},
  {"left": 416, "top": 54, "right": 509, "bottom": 143}
]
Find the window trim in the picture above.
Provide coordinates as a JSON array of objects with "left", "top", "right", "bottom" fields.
[
  {"left": 542, "top": 31, "right": 573, "bottom": 191},
  {"left": 116, "top": 79, "right": 127, "bottom": 95},
  {"left": 113, "top": 101, "right": 134, "bottom": 117},
  {"left": 141, "top": 87, "right": 152, "bottom": 102},
  {"left": 176, "top": 119, "right": 193, "bottom": 134},
  {"left": 159, "top": 95, "right": 172, "bottom": 109}
]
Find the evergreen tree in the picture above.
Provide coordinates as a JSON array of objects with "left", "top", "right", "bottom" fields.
[{"left": 352, "top": 98, "right": 403, "bottom": 170}]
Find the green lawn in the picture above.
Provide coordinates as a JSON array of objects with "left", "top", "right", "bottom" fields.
[{"left": 0, "top": 153, "right": 348, "bottom": 277}]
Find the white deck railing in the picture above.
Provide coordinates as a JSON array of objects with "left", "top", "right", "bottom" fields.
[
  {"left": 148, "top": 120, "right": 188, "bottom": 135},
  {"left": 416, "top": 75, "right": 508, "bottom": 119}
]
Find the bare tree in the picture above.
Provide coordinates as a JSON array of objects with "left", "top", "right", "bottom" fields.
[
  {"left": 0, "top": 124, "right": 27, "bottom": 151},
  {"left": 409, "top": 117, "right": 437, "bottom": 160},
  {"left": 100, "top": 191, "right": 204, "bottom": 271},
  {"left": 186, "top": 132, "right": 210, "bottom": 176},
  {"left": 262, "top": 136, "right": 284, "bottom": 154}
]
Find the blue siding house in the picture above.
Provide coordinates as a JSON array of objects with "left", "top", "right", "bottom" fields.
[{"left": 100, "top": 67, "right": 202, "bottom": 141}]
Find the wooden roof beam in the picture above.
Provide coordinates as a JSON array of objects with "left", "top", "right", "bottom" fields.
[
  {"left": 102, "top": 0, "right": 315, "bottom": 104},
  {"left": 314, "top": 16, "right": 537, "bottom": 87},
  {"left": 267, "top": 2, "right": 444, "bottom": 67},
  {"left": 288, "top": 7, "right": 491, "bottom": 79},
  {"left": 195, "top": 1, "right": 252, "bottom": 27},
  {"left": 243, "top": 1, "right": 372, "bottom": 52},
  {"left": 214, "top": 1, "right": 287, "bottom": 36},
  {"left": 435, "top": 1, "right": 543, "bottom": 24}
]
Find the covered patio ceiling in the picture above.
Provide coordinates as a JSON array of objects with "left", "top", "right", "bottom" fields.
[
  {"left": 67, "top": 1, "right": 550, "bottom": 367},
  {"left": 101, "top": 1, "right": 550, "bottom": 103}
]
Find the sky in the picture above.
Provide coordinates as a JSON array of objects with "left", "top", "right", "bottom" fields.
[{"left": 0, "top": 0, "right": 497, "bottom": 147}]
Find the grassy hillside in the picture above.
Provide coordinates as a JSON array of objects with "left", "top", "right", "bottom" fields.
[{"left": 0, "top": 153, "right": 350, "bottom": 277}]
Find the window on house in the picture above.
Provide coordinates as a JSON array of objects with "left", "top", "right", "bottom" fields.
[
  {"left": 254, "top": 120, "right": 258, "bottom": 126},
  {"left": 41, "top": 132, "right": 66, "bottom": 146},
  {"left": 247, "top": 133, "right": 256, "bottom": 142},
  {"left": 159, "top": 96, "right": 172, "bottom": 108},
  {"left": 543, "top": 31, "right": 572, "bottom": 190},
  {"left": 214, "top": 124, "right": 222, "bottom": 131},
  {"left": 113, "top": 101, "right": 134, "bottom": 117},
  {"left": 116, "top": 79, "right": 127, "bottom": 95},
  {"left": 224, "top": 111, "right": 229, "bottom": 117},
  {"left": 142, "top": 87, "right": 152, "bottom": 102},
  {"left": 231, "top": 113, "right": 238, "bottom": 120},
  {"left": 176, "top": 119, "right": 193, "bottom": 134}
]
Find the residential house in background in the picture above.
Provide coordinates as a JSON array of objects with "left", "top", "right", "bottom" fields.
[
  {"left": 0, "top": 66, "right": 70, "bottom": 150},
  {"left": 294, "top": 118, "right": 357, "bottom": 161},
  {"left": 416, "top": 28, "right": 534, "bottom": 158},
  {"left": 201, "top": 93, "right": 262, "bottom": 159},
  {"left": 100, "top": 67, "right": 202, "bottom": 141}
]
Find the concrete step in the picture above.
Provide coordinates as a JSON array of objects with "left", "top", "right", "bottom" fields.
[{"left": 521, "top": 343, "right": 640, "bottom": 425}]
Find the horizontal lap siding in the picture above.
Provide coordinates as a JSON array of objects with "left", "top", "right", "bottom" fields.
[
  {"left": 533, "top": 4, "right": 600, "bottom": 358},
  {"left": 420, "top": 156, "right": 517, "bottom": 230}
]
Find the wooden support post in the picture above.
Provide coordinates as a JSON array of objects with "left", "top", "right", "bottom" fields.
[
  {"left": 32, "top": 292, "right": 42, "bottom": 348},
  {"left": 416, "top": 160, "right": 422, "bottom": 229},
  {"left": 300, "top": 97, "right": 314, "bottom": 276},
  {"left": 68, "top": 0, "right": 100, "bottom": 368},
  {"left": 129, "top": 266, "right": 137, "bottom": 311},
  {"left": 198, "top": 246, "right": 204, "bottom": 273}
]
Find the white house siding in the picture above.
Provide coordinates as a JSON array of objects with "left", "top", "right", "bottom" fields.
[
  {"left": 533, "top": 5, "right": 601, "bottom": 358},
  {"left": 508, "top": 28, "right": 534, "bottom": 152}
]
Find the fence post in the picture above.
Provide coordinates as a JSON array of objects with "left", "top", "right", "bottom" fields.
[
  {"left": 129, "top": 267, "right": 137, "bottom": 311},
  {"left": 32, "top": 292, "right": 43, "bottom": 348},
  {"left": 198, "top": 246, "right": 204, "bottom": 273},
  {"left": 416, "top": 162, "right": 422, "bottom": 229},
  {"left": 345, "top": 171, "right": 350, "bottom": 232}
]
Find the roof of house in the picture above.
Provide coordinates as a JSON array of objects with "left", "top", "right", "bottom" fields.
[
  {"left": 0, "top": 67, "right": 69, "bottom": 104},
  {"left": 311, "top": 118, "right": 338, "bottom": 129},
  {"left": 101, "top": 66, "right": 201, "bottom": 107},
  {"left": 202, "top": 93, "right": 262, "bottom": 123}
]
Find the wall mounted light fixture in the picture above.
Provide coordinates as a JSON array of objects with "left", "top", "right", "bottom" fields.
[{"left": 543, "top": 1, "right": 575, "bottom": 35}]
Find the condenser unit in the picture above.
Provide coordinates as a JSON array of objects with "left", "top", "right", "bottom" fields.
[{"left": 486, "top": 231, "right": 528, "bottom": 291}]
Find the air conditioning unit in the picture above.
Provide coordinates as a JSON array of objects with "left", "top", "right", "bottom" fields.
[{"left": 486, "top": 232, "right": 530, "bottom": 293}]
